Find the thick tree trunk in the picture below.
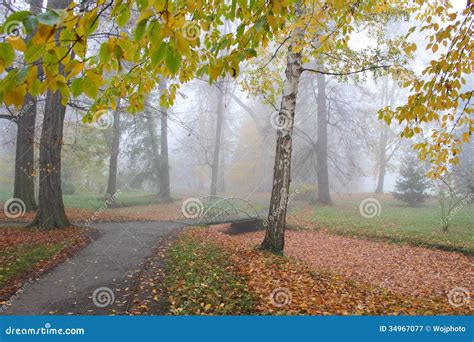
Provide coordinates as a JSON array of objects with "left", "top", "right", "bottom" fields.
[
  {"left": 210, "top": 83, "right": 224, "bottom": 196},
  {"left": 145, "top": 101, "right": 161, "bottom": 192},
  {"left": 315, "top": 73, "right": 332, "bottom": 204},
  {"left": 29, "top": 0, "right": 71, "bottom": 229},
  {"left": 13, "top": 94, "right": 38, "bottom": 211},
  {"left": 260, "top": 35, "right": 303, "bottom": 254},
  {"left": 10, "top": 0, "right": 43, "bottom": 211},
  {"left": 106, "top": 103, "right": 121, "bottom": 199},
  {"left": 29, "top": 88, "right": 70, "bottom": 229},
  {"left": 158, "top": 80, "right": 171, "bottom": 202}
]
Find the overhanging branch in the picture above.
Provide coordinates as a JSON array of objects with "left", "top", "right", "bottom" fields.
[
  {"left": 0, "top": 114, "right": 17, "bottom": 122},
  {"left": 302, "top": 64, "right": 390, "bottom": 76}
]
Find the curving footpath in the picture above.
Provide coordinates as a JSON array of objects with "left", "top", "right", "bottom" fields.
[{"left": 3, "top": 221, "right": 185, "bottom": 315}]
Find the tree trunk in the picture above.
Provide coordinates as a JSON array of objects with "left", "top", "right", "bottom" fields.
[
  {"left": 218, "top": 110, "right": 226, "bottom": 192},
  {"left": 106, "top": 102, "right": 121, "bottom": 199},
  {"left": 29, "top": 0, "right": 71, "bottom": 229},
  {"left": 158, "top": 80, "right": 171, "bottom": 202},
  {"left": 29, "top": 88, "right": 70, "bottom": 228},
  {"left": 375, "top": 77, "right": 397, "bottom": 194},
  {"left": 145, "top": 100, "right": 161, "bottom": 192},
  {"left": 375, "top": 124, "right": 388, "bottom": 193},
  {"left": 210, "top": 83, "right": 224, "bottom": 196},
  {"left": 13, "top": 94, "right": 38, "bottom": 211},
  {"left": 218, "top": 139, "right": 226, "bottom": 192},
  {"left": 260, "top": 33, "right": 303, "bottom": 254},
  {"left": 315, "top": 72, "right": 332, "bottom": 204},
  {"left": 10, "top": 0, "right": 43, "bottom": 211}
]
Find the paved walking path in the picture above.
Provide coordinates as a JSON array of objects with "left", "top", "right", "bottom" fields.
[{"left": 3, "top": 221, "right": 185, "bottom": 315}]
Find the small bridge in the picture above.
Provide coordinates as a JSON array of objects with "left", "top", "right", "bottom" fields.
[{"left": 181, "top": 196, "right": 262, "bottom": 228}]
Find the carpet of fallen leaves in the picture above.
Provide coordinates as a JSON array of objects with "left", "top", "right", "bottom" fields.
[
  {"left": 213, "top": 227, "right": 473, "bottom": 302},
  {"left": 0, "top": 203, "right": 183, "bottom": 224},
  {"left": 187, "top": 227, "right": 471, "bottom": 315},
  {"left": 105, "top": 203, "right": 183, "bottom": 222},
  {"left": 129, "top": 230, "right": 182, "bottom": 315},
  {"left": 0, "top": 226, "right": 94, "bottom": 300}
]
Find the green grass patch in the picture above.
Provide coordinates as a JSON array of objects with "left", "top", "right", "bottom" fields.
[
  {"left": 1, "top": 188, "right": 167, "bottom": 211},
  {"left": 0, "top": 242, "right": 66, "bottom": 286},
  {"left": 62, "top": 191, "right": 174, "bottom": 210},
  {"left": 166, "top": 233, "right": 256, "bottom": 315},
  {"left": 0, "top": 188, "right": 12, "bottom": 203},
  {"left": 291, "top": 197, "right": 474, "bottom": 255}
]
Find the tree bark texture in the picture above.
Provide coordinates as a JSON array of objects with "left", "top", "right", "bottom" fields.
[{"left": 260, "top": 32, "right": 303, "bottom": 254}]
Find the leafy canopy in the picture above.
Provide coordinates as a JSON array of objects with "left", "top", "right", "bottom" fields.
[
  {"left": 380, "top": 1, "right": 473, "bottom": 177},
  {"left": 0, "top": 0, "right": 472, "bottom": 176}
]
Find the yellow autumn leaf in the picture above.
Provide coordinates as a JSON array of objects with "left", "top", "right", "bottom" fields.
[
  {"left": 66, "top": 61, "right": 84, "bottom": 79},
  {"left": 174, "top": 32, "right": 190, "bottom": 56},
  {"left": 4, "top": 84, "right": 27, "bottom": 107},
  {"left": 26, "top": 65, "right": 38, "bottom": 88},
  {"left": 7, "top": 37, "right": 26, "bottom": 52}
]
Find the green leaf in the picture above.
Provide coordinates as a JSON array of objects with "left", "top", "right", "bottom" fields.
[
  {"left": 37, "top": 11, "right": 61, "bottom": 26},
  {"left": 245, "top": 48, "right": 257, "bottom": 57},
  {"left": 82, "top": 76, "right": 98, "bottom": 98},
  {"left": 23, "top": 15, "right": 37, "bottom": 34},
  {"left": 29, "top": 79, "right": 41, "bottom": 96},
  {"left": 136, "top": 0, "right": 149, "bottom": 11},
  {"left": 134, "top": 19, "right": 148, "bottom": 41},
  {"left": 230, "top": 0, "right": 237, "bottom": 20},
  {"left": 4, "top": 10, "right": 31, "bottom": 25},
  {"left": 16, "top": 67, "right": 30, "bottom": 83},
  {"left": 165, "top": 45, "right": 181, "bottom": 74},
  {"left": 99, "top": 44, "right": 110, "bottom": 64},
  {"left": 24, "top": 44, "right": 45, "bottom": 63},
  {"left": 117, "top": 6, "right": 131, "bottom": 27},
  {"left": 0, "top": 43, "right": 15, "bottom": 67},
  {"left": 86, "top": 16, "right": 100, "bottom": 35},
  {"left": 151, "top": 42, "right": 167, "bottom": 67},
  {"left": 71, "top": 78, "right": 83, "bottom": 97},
  {"left": 51, "top": 9, "right": 67, "bottom": 19}
]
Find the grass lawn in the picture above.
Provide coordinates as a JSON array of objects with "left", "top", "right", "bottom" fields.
[
  {"left": 0, "top": 243, "right": 65, "bottom": 286},
  {"left": 0, "top": 226, "right": 91, "bottom": 297},
  {"left": 63, "top": 191, "right": 173, "bottom": 210},
  {"left": 0, "top": 188, "right": 174, "bottom": 212},
  {"left": 165, "top": 233, "right": 256, "bottom": 315},
  {"left": 291, "top": 196, "right": 474, "bottom": 255}
]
